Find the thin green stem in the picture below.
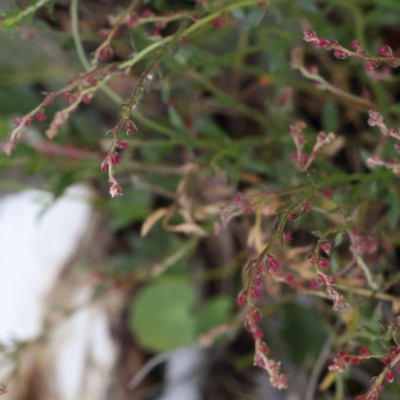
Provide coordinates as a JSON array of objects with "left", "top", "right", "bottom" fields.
[
  {"left": 2, "top": 0, "right": 51, "bottom": 28},
  {"left": 357, "top": 256, "right": 378, "bottom": 291},
  {"left": 70, "top": 0, "right": 91, "bottom": 71}
]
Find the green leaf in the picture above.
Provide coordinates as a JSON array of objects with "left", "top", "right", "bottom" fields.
[
  {"left": 168, "top": 106, "right": 187, "bottom": 132},
  {"left": 335, "top": 233, "right": 343, "bottom": 247},
  {"left": 196, "top": 296, "right": 232, "bottom": 335},
  {"left": 129, "top": 281, "right": 197, "bottom": 352},
  {"left": 322, "top": 101, "right": 339, "bottom": 133},
  {"left": 281, "top": 303, "right": 328, "bottom": 365}
]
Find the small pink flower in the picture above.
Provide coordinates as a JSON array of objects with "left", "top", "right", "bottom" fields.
[
  {"left": 259, "top": 341, "right": 269, "bottom": 354},
  {"left": 382, "top": 355, "right": 392, "bottom": 365},
  {"left": 352, "top": 40, "right": 362, "bottom": 52},
  {"left": 101, "top": 157, "right": 109, "bottom": 172},
  {"left": 328, "top": 355, "right": 346, "bottom": 372},
  {"left": 321, "top": 188, "right": 332, "bottom": 199},
  {"left": 320, "top": 243, "right": 331, "bottom": 254},
  {"left": 126, "top": 13, "right": 138, "bottom": 28},
  {"left": 318, "top": 257, "right": 330, "bottom": 269},
  {"left": 267, "top": 254, "right": 280, "bottom": 273},
  {"left": 236, "top": 291, "right": 247, "bottom": 307},
  {"left": 97, "top": 29, "right": 108, "bottom": 39},
  {"left": 285, "top": 274, "right": 295, "bottom": 285},
  {"left": 251, "top": 287, "right": 262, "bottom": 300},
  {"left": 142, "top": 8, "right": 154, "bottom": 18},
  {"left": 109, "top": 177, "right": 123, "bottom": 197},
  {"left": 284, "top": 231, "right": 293, "bottom": 243},
  {"left": 386, "top": 370, "right": 395, "bottom": 383},
  {"left": 82, "top": 94, "right": 91, "bottom": 104},
  {"left": 302, "top": 200, "right": 313, "bottom": 213},
  {"left": 252, "top": 328, "right": 263, "bottom": 340},
  {"left": 100, "top": 46, "right": 112, "bottom": 59},
  {"left": 352, "top": 357, "right": 360, "bottom": 366},
  {"left": 367, "top": 110, "right": 384, "bottom": 127},
  {"left": 110, "top": 151, "right": 120, "bottom": 165},
  {"left": 359, "top": 347, "right": 369, "bottom": 356},
  {"left": 334, "top": 49, "right": 348, "bottom": 59},
  {"left": 212, "top": 16, "right": 223, "bottom": 29},
  {"left": 35, "top": 112, "right": 46, "bottom": 121},
  {"left": 378, "top": 44, "right": 393, "bottom": 57},
  {"left": 365, "top": 60, "right": 379, "bottom": 70},
  {"left": 117, "top": 139, "right": 128, "bottom": 149},
  {"left": 270, "top": 374, "right": 288, "bottom": 390}
]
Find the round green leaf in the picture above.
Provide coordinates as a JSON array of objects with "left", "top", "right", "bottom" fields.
[{"left": 129, "top": 281, "right": 197, "bottom": 352}]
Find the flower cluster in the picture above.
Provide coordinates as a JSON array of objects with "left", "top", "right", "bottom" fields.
[
  {"left": 214, "top": 193, "right": 253, "bottom": 235},
  {"left": 348, "top": 227, "right": 377, "bottom": 257},
  {"left": 310, "top": 240, "right": 347, "bottom": 311},
  {"left": 329, "top": 344, "right": 400, "bottom": 400},
  {"left": 236, "top": 254, "right": 287, "bottom": 390},
  {"left": 303, "top": 30, "right": 400, "bottom": 70},
  {"left": 289, "top": 121, "right": 335, "bottom": 171},
  {"left": 366, "top": 110, "right": 400, "bottom": 175}
]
